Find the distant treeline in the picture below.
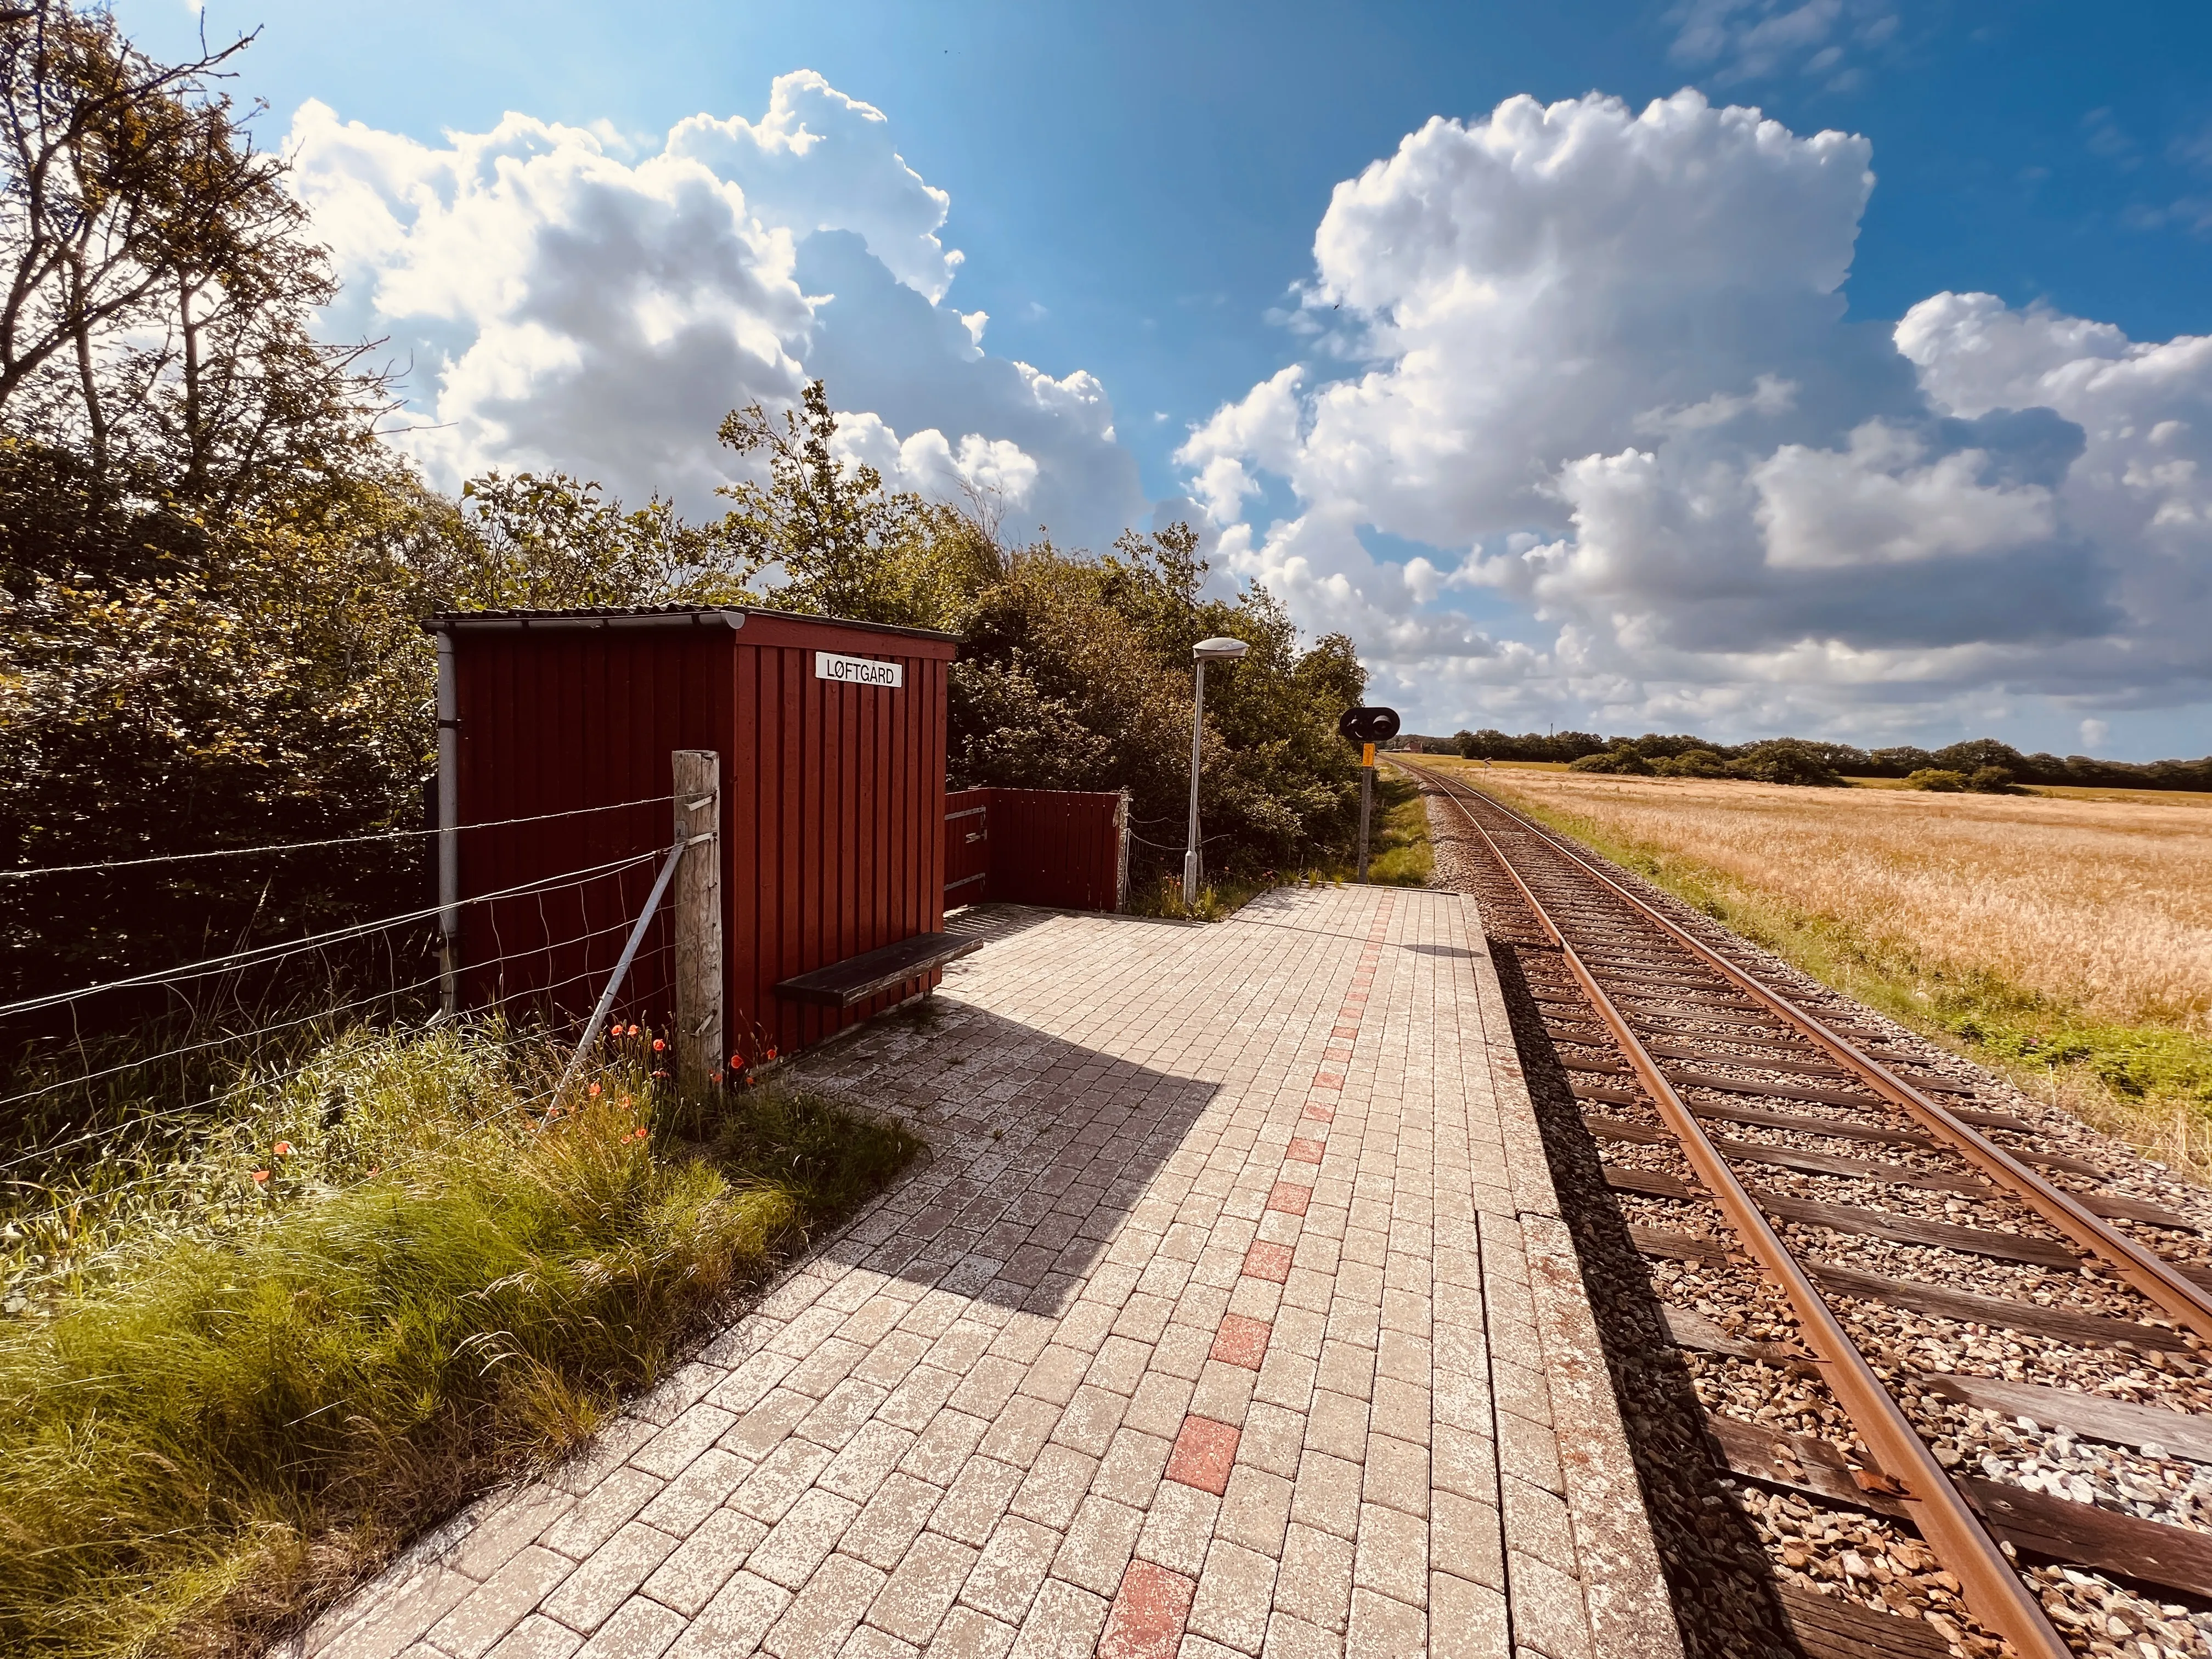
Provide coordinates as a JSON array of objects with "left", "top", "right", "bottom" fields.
[{"left": 1395, "top": 730, "right": 2212, "bottom": 792}]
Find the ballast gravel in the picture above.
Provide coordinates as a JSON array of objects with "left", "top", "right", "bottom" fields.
[{"left": 1420, "top": 776, "right": 2212, "bottom": 1659}]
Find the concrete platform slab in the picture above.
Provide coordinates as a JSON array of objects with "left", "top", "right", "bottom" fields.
[{"left": 302, "top": 888, "right": 1678, "bottom": 1659}]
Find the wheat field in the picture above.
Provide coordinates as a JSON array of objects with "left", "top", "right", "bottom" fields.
[{"left": 1435, "top": 763, "right": 2212, "bottom": 1034}]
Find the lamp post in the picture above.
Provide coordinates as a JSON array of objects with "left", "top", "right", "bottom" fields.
[{"left": 1184, "top": 636, "right": 1249, "bottom": 900}]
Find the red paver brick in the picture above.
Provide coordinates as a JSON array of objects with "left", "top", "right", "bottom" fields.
[
  {"left": 1310, "top": 1074, "right": 1344, "bottom": 1090},
  {"left": 1286, "top": 1138, "right": 1326, "bottom": 1164},
  {"left": 1210, "top": 1314, "right": 1272, "bottom": 1370},
  {"left": 1164, "top": 1415, "right": 1240, "bottom": 1496},
  {"left": 1302, "top": 1104, "right": 1335, "bottom": 1123},
  {"left": 1266, "top": 1182, "right": 1312, "bottom": 1217},
  {"left": 1241, "top": 1242, "right": 1294, "bottom": 1283},
  {"left": 1098, "top": 1560, "right": 1198, "bottom": 1659}
]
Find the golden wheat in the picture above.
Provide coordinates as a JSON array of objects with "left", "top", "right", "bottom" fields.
[{"left": 1440, "top": 764, "right": 2212, "bottom": 1032}]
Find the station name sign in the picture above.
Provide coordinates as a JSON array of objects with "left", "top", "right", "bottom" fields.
[{"left": 815, "top": 651, "right": 904, "bottom": 690}]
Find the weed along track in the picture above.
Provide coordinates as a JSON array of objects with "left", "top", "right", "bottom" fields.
[{"left": 1404, "top": 759, "right": 2212, "bottom": 1659}]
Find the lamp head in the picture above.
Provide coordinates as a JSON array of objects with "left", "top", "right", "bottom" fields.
[{"left": 1193, "top": 636, "right": 1249, "bottom": 662}]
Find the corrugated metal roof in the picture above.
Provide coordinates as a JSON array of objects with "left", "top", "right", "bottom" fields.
[{"left": 421, "top": 605, "right": 961, "bottom": 643}]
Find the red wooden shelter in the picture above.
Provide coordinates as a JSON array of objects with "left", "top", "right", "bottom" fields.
[{"left": 426, "top": 606, "right": 959, "bottom": 1060}]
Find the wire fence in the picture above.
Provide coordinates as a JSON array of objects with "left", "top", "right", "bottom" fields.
[
  {"left": 0, "top": 910, "right": 664, "bottom": 1176},
  {"left": 0, "top": 947, "right": 675, "bottom": 1249},
  {"left": 0, "top": 791, "right": 681, "bottom": 1018},
  {"left": 1, "top": 848, "right": 667, "bottom": 1023},
  {"left": 0, "top": 794, "right": 677, "bottom": 882},
  {"left": 0, "top": 799, "right": 694, "bottom": 1285},
  {"left": 1122, "top": 827, "right": 1236, "bottom": 854}
]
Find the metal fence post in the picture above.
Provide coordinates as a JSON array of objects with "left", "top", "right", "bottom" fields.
[
  {"left": 673, "top": 750, "right": 723, "bottom": 1092},
  {"left": 435, "top": 629, "right": 461, "bottom": 1016}
]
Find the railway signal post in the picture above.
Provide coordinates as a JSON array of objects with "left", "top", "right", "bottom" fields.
[{"left": 1336, "top": 705, "right": 1400, "bottom": 881}]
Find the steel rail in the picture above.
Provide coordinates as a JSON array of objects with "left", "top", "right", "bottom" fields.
[
  {"left": 1409, "top": 760, "right": 2212, "bottom": 1347},
  {"left": 1420, "top": 767, "right": 2074, "bottom": 1659}
]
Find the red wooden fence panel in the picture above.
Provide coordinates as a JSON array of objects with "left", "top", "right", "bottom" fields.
[
  {"left": 942, "top": 787, "right": 1125, "bottom": 912},
  {"left": 944, "top": 788, "right": 991, "bottom": 906}
]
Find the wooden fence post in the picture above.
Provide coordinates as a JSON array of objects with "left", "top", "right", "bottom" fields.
[
  {"left": 1115, "top": 789, "right": 1131, "bottom": 913},
  {"left": 673, "top": 751, "right": 722, "bottom": 1092}
]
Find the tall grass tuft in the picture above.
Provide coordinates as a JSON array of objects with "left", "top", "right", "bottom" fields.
[
  {"left": 1119, "top": 771, "right": 1436, "bottom": 919},
  {"left": 1362, "top": 771, "right": 1434, "bottom": 887},
  {"left": 0, "top": 1020, "right": 916, "bottom": 1659}
]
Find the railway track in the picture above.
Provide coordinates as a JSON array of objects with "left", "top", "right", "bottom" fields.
[{"left": 1401, "top": 759, "right": 2212, "bottom": 1659}]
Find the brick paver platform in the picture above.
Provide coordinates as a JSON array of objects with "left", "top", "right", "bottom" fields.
[{"left": 300, "top": 888, "right": 1677, "bottom": 1659}]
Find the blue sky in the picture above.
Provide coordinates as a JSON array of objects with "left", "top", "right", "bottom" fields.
[{"left": 126, "top": 0, "right": 2212, "bottom": 757}]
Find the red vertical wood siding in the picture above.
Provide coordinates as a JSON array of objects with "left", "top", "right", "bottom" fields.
[
  {"left": 943, "top": 788, "right": 992, "bottom": 904},
  {"left": 446, "top": 611, "right": 955, "bottom": 1059},
  {"left": 452, "top": 624, "right": 730, "bottom": 1032},
  {"left": 940, "top": 788, "right": 1124, "bottom": 912}
]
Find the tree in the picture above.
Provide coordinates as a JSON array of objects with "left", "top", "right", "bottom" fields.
[
  {"left": 947, "top": 521, "right": 1367, "bottom": 870},
  {"left": 704, "top": 380, "right": 1372, "bottom": 870},
  {"left": 713, "top": 379, "right": 992, "bottom": 627},
  {"left": 1651, "top": 748, "right": 1728, "bottom": 778},
  {"left": 0, "top": 6, "right": 419, "bottom": 1005},
  {"left": 1568, "top": 749, "right": 1654, "bottom": 776},
  {"left": 423, "top": 471, "right": 746, "bottom": 613},
  {"left": 0, "top": 4, "right": 390, "bottom": 511},
  {"left": 1722, "top": 740, "right": 1844, "bottom": 787}
]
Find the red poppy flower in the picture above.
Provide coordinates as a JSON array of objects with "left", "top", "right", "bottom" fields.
[
  {"left": 651, "top": 1069, "right": 668, "bottom": 1079},
  {"left": 588, "top": 1082, "right": 602, "bottom": 1098},
  {"left": 765, "top": 1046, "right": 778, "bottom": 1061},
  {"left": 627, "top": 1024, "right": 641, "bottom": 1037},
  {"left": 272, "top": 1141, "right": 292, "bottom": 1157},
  {"left": 729, "top": 1053, "right": 743, "bottom": 1070},
  {"left": 250, "top": 1170, "right": 270, "bottom": 1184},
  {"left": 652, "top": 1037, "right": 665, "bottom": 1052}
]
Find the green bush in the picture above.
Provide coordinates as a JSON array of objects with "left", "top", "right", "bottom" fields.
[
  {"left": 1651, "top": 748, "right": 1729, "bottom": 778},
  {"left": 1906, "top": 769, "right": 1969, "bottom": 792},
  {"left": 1558, "top": 738, "right": 1843, "bottom": 787},
  {"left": 1723, "top": 740, "right": 1845, "bottom": 787},
  {"left": 1567, "top": 749, "right": 1654, "bottom": 776},
  {"left": 1967, "top": 765, "right": 2017, "bottom": 794},
  {"left": 945, "top": 526, "right": 1367, "bottom": 877}
]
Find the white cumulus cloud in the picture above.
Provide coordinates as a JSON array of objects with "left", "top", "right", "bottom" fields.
[
  {"left": 287, "top": 72, "right": 1144, "bottom": 544},
  {"left": 1181, "top": 87, "right": 2212, "bottom": 741},
  {"left": 1752, "top": 421, "right": 2057, "bottom": 569}
]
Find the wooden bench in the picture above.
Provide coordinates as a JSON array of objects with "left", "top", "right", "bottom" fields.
[{"left": 772, "top": 932, "right": 981, "bottom": 1008}]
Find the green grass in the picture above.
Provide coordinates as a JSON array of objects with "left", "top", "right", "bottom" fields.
[
  {"left": 1124, "top": 871, "right": 1278, "bottom": 921},
  {"left": 1360, "top": 772, "right": 1434, "bottom": 887},
  {"left": 1473, "top": 782, "right": 2212, "bottom": 1175},
  {"left": 1123, "top": 772, "right": 1434, "bottom": 919},
  {"left": 0, "top": 1021, "right": 917, "bottom": 1659}
]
